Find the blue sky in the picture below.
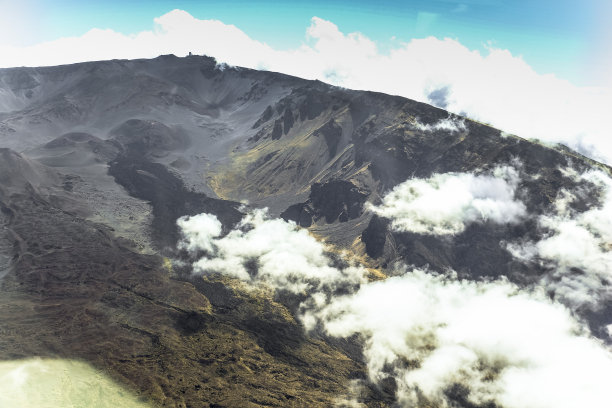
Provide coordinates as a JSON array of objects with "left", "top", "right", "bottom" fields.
[{"left": 2, "top": 0, "right": 609, "bottom": 86}]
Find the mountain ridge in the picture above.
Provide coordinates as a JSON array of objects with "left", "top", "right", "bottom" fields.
[{"left": 0, "top": 54, "right": 611, "bottom": 407}]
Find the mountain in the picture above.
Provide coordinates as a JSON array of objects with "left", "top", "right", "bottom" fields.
[{"left": 0, "top": 55, "right": 610, "bottom": 407}]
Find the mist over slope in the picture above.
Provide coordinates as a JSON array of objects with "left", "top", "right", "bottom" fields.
[{"left": 0, "top": 55, "right": 611, "bottom": 407}]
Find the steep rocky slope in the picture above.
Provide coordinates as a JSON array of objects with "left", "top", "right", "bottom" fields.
[{"left": 0, "top": 55, "right": 610, "bottom": 407}]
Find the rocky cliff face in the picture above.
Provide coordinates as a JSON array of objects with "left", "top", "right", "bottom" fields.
[{"left": 0, "top": 55, "right": 610, "bottom": 407}]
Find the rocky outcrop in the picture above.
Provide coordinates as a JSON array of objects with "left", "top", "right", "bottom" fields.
[
  {"left": 281, "top": 180, "right": 369, "bottom": 226},
  {"left": 361, "top": 215, "right": 389, "bottom": 259},
  {"left": 252, "top": 105, "right": 274, "bottom": 128},
  {"left": 314, "top": 119, "right": 342, "bottom": 158}
]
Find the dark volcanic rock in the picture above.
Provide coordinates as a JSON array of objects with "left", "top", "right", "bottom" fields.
[
  {"left": 282, "top": 108, "right": 294, "bottom": 135},
  {"left": 311, "top": 180, "right": 369, "bottom": 223},
  {"left": 298, "top": 88, "right": 330, "bottom": 120},
  {"left": 361, "top": 215, "right": 389, "bottom": 259},
  {"left": 109, "top": 155, "right": 242, "bottom": 250},
  {"left": 252, "top": 105, "right": 274, "bottom": 128},
  {"left": 281, "top": 180, "right": 369, "bottom": 226},
  {"left": 280, "top": 202, "right": 314, "bottom": 227},
  {"left": 314, "top": 119, "right": 343, "bottom": 158},
  {"left": 271, "top": 119, "right": 283, "bottom": 140}
]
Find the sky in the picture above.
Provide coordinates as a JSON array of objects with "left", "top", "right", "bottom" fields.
[
  {"left": 0, "top": 0, "right": 611, "bottom": 163},
  {"left": 1, "top": 0, "right": 610, "bottom": 86}
]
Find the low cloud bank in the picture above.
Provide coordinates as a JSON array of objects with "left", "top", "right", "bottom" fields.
[
  {"left": 369, "top": 166, "right": 526, "bottom": 235},
  {"left": 177, "top": 209, "right": 366, "bottom": 313},
  {"left": 178, "top": 208, "right": 612, "bottom": 407},
  {"left": 310, "top": 269, "right": 612, "bottom": 408},
  {"left": 507, "top": 171, "right": 612, "bottom": 310}
]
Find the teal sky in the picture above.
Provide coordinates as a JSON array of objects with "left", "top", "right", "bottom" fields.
[{"left": 2, "top": 0, "right": 609, "bottom": 86}]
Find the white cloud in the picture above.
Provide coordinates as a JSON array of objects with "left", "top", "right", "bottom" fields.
[
  {"left": 176, "top": 213, "right": 222, "bottom": 253},
  {"left": 0, "top": 10, "right": 610, "bottom": 164},
  {"left": 310, "top": 269, "right": 612, "bottom": 408},
  {"left": 177, "top": 209, "right": 367, "bottom": 315},
  {"left": 177, "top": 208, "right": 612, "bottom": 407},
  {"left": 333, "top": 379, "right": 367, "bottom": 408},
  {"left": 411, "top": 115, "right": 466, "bottom": 133},
  {"left": 369, "top": 165, "right": 526, "bottom": 235},
  {"left": 507, "top": 171, "right": 612, "bottom": 310}
]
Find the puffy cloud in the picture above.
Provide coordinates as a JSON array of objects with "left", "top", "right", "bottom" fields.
[
  {"left": 0, "top": 10, "right": 610, "bottom": 164},
  {"left": 0, "top": 10, "right": 280, "bottom": 77},
  {"left": 177, "top": 208, "right": 612, "bottom": 407},
  {"left": 176, "top": 213, "right": 222, "bottom": 253},
  {"left": 369, "top": 165, "right": 526, "bottom": 235},
  {"left": 177, "top": 209, "right": 367, "bottom": 313},
  {"left": 309, "top": 269, "right": 612, "bottom": 408},
  {"left": 507, "top": 171, "right": 612, "bottom": 310}
]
